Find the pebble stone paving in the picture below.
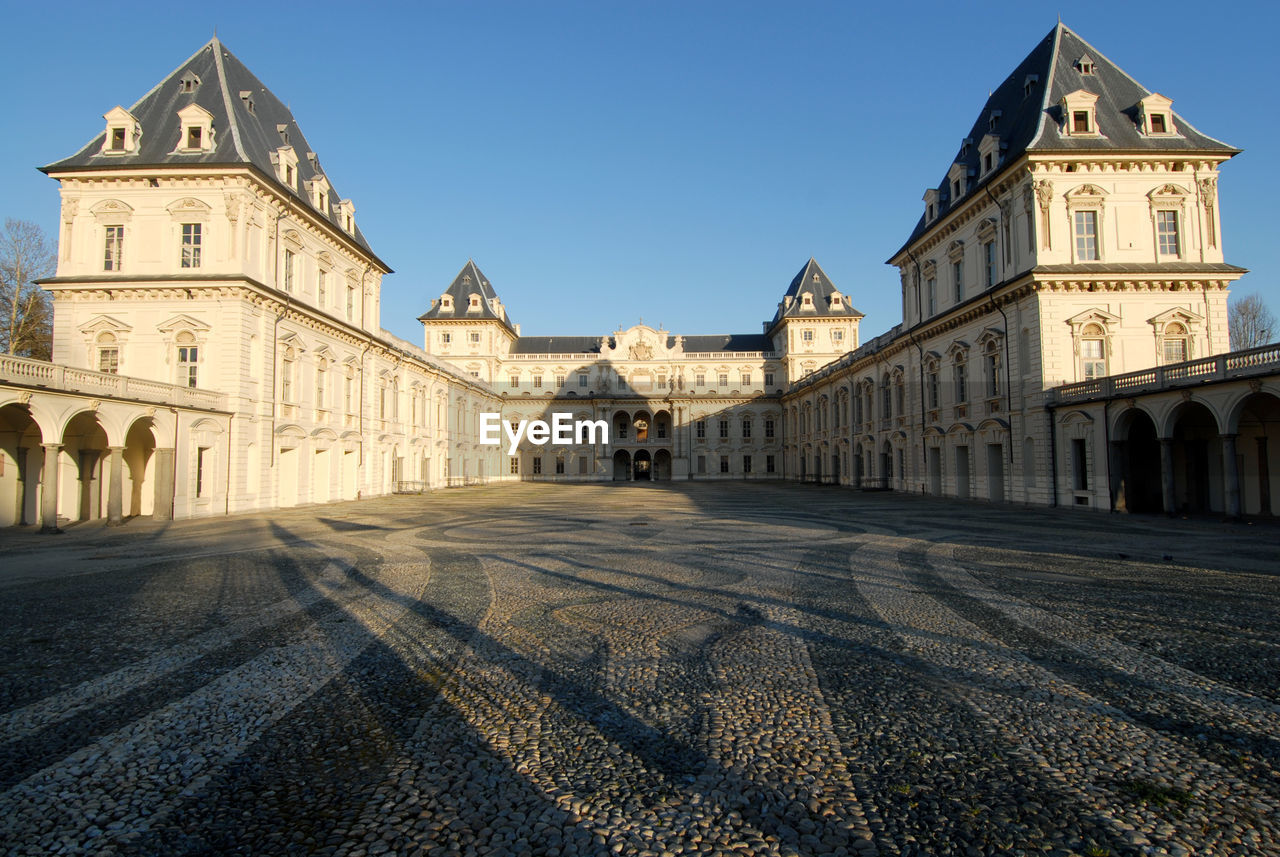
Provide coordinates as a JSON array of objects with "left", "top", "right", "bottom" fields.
[{"left": 1, "top": 482, "right": 1278, "bottom": 857}]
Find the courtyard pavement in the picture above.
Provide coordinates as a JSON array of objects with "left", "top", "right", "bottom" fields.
[{"left": 1, "top": 483, "right": 1278, "bottom": 857}]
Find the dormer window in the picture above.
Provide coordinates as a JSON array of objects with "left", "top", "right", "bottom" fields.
[
  {"left": 273, "top": 146, "right": 299, "bottom": 190},
  {"left": 100, "top": 106, "right": 141, "bottom": 156},
  {"left": 338, "top": 199, "right": 355, "bottom": 233},
  {"left": 1060, "top": 90, "right": 1100, "bottom": 137},
  {"left": 1076, "top": 55, "right": 1095, "bottom": 74},
  {"left": 440, "top": 295, "right": 454, "bottom": 311},
  {"left": 978, "top": 134, "right": 1001, "bottom": 176},
  {"left": 174, "top": 103, "right": 215, "bottom": 153},
  {"left": 468, "top": 294, "right": 481, "bottom": 312},
  {"left": 239, "top": 90, "right": 255, "bottom": 114},
  {"left": 947, "top": 162, "right": 968, "bottom": 201},
  {"left": 830, "top": 292, "right": 844, "bottom": 310},
  {"left": 178, "top": 71, "right": 200, "bottom": 93},
  {"left": 923, "top": 188, "right": 940, "bottom": 224},
  {"left": 306, "top": 175, "right": 332, "bottom": 213},
  {"left": 801, "top": 293, "right": 813, "bottom": 309},
  {"left": 277, "top": 124, "right": 290, "bottom": 145},
  {"left": 988, "top": 109, "right": 1002, "bottom": 131},
  {"left": 1023, "top": 74, "right": 1039, "bottom": 98},
  {"left": 1138, "top": 93, "right": 1177, "bottom": 136}
]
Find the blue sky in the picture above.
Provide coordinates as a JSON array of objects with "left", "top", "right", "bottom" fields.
[{"left": 2, "top": 1, "right": 1276, "bottom": 345}]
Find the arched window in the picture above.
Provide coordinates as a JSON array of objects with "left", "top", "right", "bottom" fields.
[
  {"left": 1162, "top": 322, "right": 1188, "bottom": 364},
  {"left": 281, "top": 346, "right": 296, "bottom": 402},
  {"left": 176, "top": 330, "right": 199, "bottom": 387},
  {"left": 97, "top": 331, "right": 119, "bottom": 374},
  {"left": 1080, "top": 323, "right": 1107, "bottom": 380}
]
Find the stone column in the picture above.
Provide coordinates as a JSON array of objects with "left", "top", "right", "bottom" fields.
[
  {"left": 1221, "top": 434, "right": 1241, "bottom": 519},
  {"left": 154, "top": 447, "right": 175, "bottom": 521},
  {"left": 1160, "top": 438, "right": 1176, "bottom": 516},
  {"left": 107, "top": 446, "right": 125, "bottom": 526},
  {"left": 40, "top": 443, "right": 61, "bottom": 534},
  {"left": 15, "top": 446, "right": 28, "bottom": 526},
  {"left": 1109, "top": 440, "right": 1126, "bottom": 512}
]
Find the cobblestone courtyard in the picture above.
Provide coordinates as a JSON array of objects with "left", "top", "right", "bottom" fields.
[{"left": 1, "top": 484, "right": 1278, "bottom": 857}]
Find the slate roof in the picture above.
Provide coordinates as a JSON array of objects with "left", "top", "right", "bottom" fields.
[
  {"left": 418, "top": 260, "right": 518, "bottom": 332},
  {"left": 680, "top": 334, "right": 774, "bottom": 353},
  {"left": 766, "top": 258, "right": 864, "bottom": 333},
  {"left": 42, "top": 38, "right": 387, "bottom": 269},
  {"left": 509, "top": 337, "right": 604, "bottom": 355},
  {"left": 891, "top": 22, "right": 1238, "bottom": 260}
]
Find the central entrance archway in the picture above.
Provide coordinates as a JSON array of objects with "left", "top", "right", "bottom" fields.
[
  {"left": 653, "top": 449, "right": 672, "bottom": 481},
  {"left": 633, "top": 449, "right": 651, "bottom": 481}
]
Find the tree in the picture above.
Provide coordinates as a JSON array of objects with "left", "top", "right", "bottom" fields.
[
  {"left": 0, "top": 219, "right": 56, "bottom": 360},
  {"left": 1228, "top": 292, "right": 1277, "bottom": 351}
]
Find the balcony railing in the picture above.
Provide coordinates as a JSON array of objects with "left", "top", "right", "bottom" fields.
[
  {"left": 1050, "top": 343, "right": 1280, "bottom": 405},
  {"left": 0, "top": 354, "right": 227, "bottom": 411}
]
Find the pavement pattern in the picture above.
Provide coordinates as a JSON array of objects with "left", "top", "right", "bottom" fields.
[{"left": 1, "top": 483, "right": 1278, "bottom": 857}]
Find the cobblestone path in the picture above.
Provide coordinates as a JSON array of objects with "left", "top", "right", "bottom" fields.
[{"left": 1, "top": 483, "right": 1277, "bottom": 857}]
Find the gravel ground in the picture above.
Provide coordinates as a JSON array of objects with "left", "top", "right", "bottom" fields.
[{"left": 1, "top": 483, "right": 1277, "bottom": 857}]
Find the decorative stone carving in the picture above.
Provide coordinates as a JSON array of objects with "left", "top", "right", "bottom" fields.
[
  {"left": 629, "top": 339, "right": 653, "bottom": 361},
  {"left": 1033, "top": 179, "right": 1053, "bottom": 211}
]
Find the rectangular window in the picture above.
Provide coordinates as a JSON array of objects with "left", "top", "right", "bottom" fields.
[
  {"left": 766, "top": 455, "right": 776, "bottom": 473},
  {"left": 440, "top": 332, "right": 451, "bottom": 344},
  {"left": 110, "top": 127, "right": 126, "bottom": 150},
  {"left": 718, "top": 419, "right": 729, "bottom": 439},
  {"left": 927, "top": 371, "right": 939, "bottom": 409},
  {"left": 1072, "top": 110, "right": 1090, "bottom": 133},
  {"left": 555, "top": 457, "right": 565, "bottom": 475},
  {"left": 187, "top": 127, "right": 202, "bottom": 149},
  {"left": 1082, "top": 339, "right": 1107, "bottom": 380},
  {"left": 99, "top": 348, "right": 119, "bottom": 374},
  {"left": 1157, "top": 210, "right": 1180, "bottom": 256},
  {"left": 196, "top": 447, "right": 208, "bottom": 497},
  {"left": 469, "top": 331, "right": 481, "bottom": 343},
  {"left": 316, "top": 367, "right": 326, "bottom": 408},
  {"left": 181, "top": 223, "right": 202, "bottom": 269},
  {"left": 955, "top": 362, "right": 967, "bottom": 402},
  {"left": 695, "top": 373, "right": 706, "bottom": 386},
  {"left": 718, "top": 373, "right": 729, "bottom": 386},
  {"left": 1163, "top": 338, "right": 1186, "bottom": 363},
  {"left": 740, "top": 372, "right": 751, "bottom": 386},
  {"left": 953, "top": 260, "right": 963, "bottom": 302},
  {"left": 832, "top": 329, "right": 844, "bottom": 343},
  {"left": 743, "top": 455, "right": 753, "bottom": 474},
  {"left": 764, "top": 418, "right": 775, "bottom": 439},
  {"left": 984, "top": 241, "right": 996, "bottom": 287},
  {"left": 1071, "top": 438, "right": 1088, "bottom": 491},
  {"left": 764, "top": 372, "right": 774, "bottom": 387},
  {"left": 104, "top": 226, "right": 124, "bottom": 271},
  {"left": 696, "top": 420, "right": 706, "bottom": 439},
  {"left": 658, "top": 374, "right": 667, "bottom": 388},
  {"left": 178, "top": 345, "right": 198, "bottom": 387},
  {"left": 532, "top": 375, "right": 543, "bottom": 388},
  {"left": 578, "top": 373, "right": 588, "bottom": 387},
  {"left": 347, "top": 285, "right": 355, "bottom": 319},
  {"left": 578, "top": 458, "right": 588, "bottom": 475},
  {"left": 1074, "top": 211, "right": 1099, "bottom": 261},
  {"left": 1150, "top": 113, "right": 1167, "bottom": 134},
  {"left": 283, "top": 249, "right": 295, "bottom": 292},
  {"left": 510, "top": 457, "right": 519, "bottom": 475},
  {"left": 697, "top": 455, "right": 706, "bottom": 474},
  {"left": 344, "top": 376, "right": 353, "bottom": 414},
  {"left": 554, "top": 374, "right": 565, "bottom": 387},
  {"left": 801, "top": 330, "right": 814, "bottom": 343},
  {"left": 317, "top": 271, "right": 326, "bottom": 305},
  {"left": 742, "top": 419, "right": 752, "bottom": 439},
  {"left": 927, "top": 278, "right": 937, "bottom": 315},
  {"left": 509, "top": 376, "right": 520, "bottom": 388},
  {"left": 720, "top": 455, "right": 729, "bottom": 474},
  {"left": 532, "top": 457, "right": 542, "bottom": 475}
]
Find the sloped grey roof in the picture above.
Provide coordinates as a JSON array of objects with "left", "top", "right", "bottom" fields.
[
  {"left": 680, "top": 334, "right": 774, "bottom": 353},
  {"left": 418, "top": 260, "right": 517, "bottom": 332},
  {"left": 891, "top": 22, "right": 1238, "bottom": 261},
  {"left": 767, "top": 258, "right": 864, "bottom": 333},
  {"left": 509, "top": 336, "right": 603, "bottom": 355},
  {"left": 42, "top": 38, "right": 388, "bottom": 270}
]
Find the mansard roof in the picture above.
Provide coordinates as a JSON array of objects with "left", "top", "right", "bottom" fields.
[
  {"left": 42, "top": 38, "right": 385, "bottom": 267},
  {"left": 418, "top": 260, "right": 517, "bottom": 331},
  {"left": 509, "top": 336, "right": 603, "bottom": 355},
  {"left": 680, "top": 334, "right": 774, "bottom": 353},
  {"left": 892, "top": 22, "right": 1238, "bottom": 260},
  {"left": 767, "top": 258, "right": 864, "bottom": 333}
]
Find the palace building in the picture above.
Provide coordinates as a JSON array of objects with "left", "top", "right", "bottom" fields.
[{"left": 2, "top": 22, "right": 1277, "bottom": 529}]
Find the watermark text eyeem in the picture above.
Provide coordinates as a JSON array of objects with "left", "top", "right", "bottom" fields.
[{"left": 480, "top": 413, "right": 610, "bottom": 455}]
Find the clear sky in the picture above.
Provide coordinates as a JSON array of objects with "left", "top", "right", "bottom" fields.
[{"left": 2, "top": 0, "right": 1276, "bottom": 345}]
